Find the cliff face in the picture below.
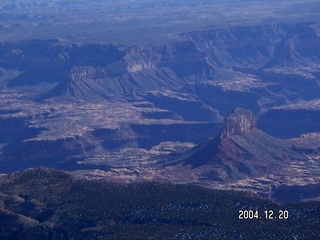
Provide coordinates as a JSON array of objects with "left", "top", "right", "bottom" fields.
[
  {"left": 173, "top": 108, "right": 307, "bottom": 181},
  {"left": 155, "top": 108, "right": 320, "bottom": 200},
  {"left": 3, "top": 22, "right": 320, "bottom": 99},
  {"left": 222, "top": 108, "right": 256, "bottom": 137},
  {"left": 68, "top": 66, "right": 108, "bottom": 81},
  {"left": 0, "top": 22, "right": 319, "bottom": 171}
]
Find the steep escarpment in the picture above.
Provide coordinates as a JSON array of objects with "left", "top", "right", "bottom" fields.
[
  {"left": 168, "top": 108, "right": 305, "bottom": 180},
  {"left": 144, "top": 108, "right": 320, "bottom": 200},
  {"left": 181, "top": 22, "right": 320, "bottom": 68},
  {"left": 2, "top": 22, "right": 319, "bottom": 101},
  {"left": 222, "top": 107, "right": 256, "bottom": 137},
  {"left": 0, "top": 22, "right": 319, "bottom": 172}
]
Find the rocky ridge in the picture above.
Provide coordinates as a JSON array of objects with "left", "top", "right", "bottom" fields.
[
  {"left": 0, "top": 22, "right": 319, "bottom": 173},
  {"left": 76, "top": 108, "right": 320, "bottom": 202}
]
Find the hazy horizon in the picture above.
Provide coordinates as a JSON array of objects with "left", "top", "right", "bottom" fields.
[{"left": 1, "top": 0, "right": 319, "bottom": 44}]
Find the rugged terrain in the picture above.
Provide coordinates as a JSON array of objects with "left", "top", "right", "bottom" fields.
[
  {"left": 0, "top": 167, "right": 320, "bottom": 239},
  {"left": 0, "top": 22, "right": 319, "bottom": 173},
  {"left": 73, "top": 108, "right": 320, "bottom": 202},
  {"left": 0, "top": 18, "right": 319, "bottom": 206},
  {"left": 1, "top": 1, "right": 320, "bottom": 239}
]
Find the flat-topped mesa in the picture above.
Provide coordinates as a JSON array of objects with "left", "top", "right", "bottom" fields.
[{"left": 222, "top": 108, "right": 256, "bottom": 137}]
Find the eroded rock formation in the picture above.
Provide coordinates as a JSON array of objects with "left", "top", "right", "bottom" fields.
[{"left": 222, "top": 107, "right": 256, "bottom": 137}]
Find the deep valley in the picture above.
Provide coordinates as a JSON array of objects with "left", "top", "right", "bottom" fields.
[
  {"left": 0, "top": 1, "right": 320, "bottom": 238},
  {"left": 0, "top": 22, "right": 319, "bottom": 200}
]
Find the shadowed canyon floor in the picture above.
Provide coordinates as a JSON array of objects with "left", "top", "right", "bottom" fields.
[{"left": 0, "top": 22, "right": 319, "bottom": 202}]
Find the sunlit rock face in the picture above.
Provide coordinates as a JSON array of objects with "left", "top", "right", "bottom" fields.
[
  {"left": 68, "top": 66, "right": 108, "bottom": 81},
  {"left": 222, "top": 108, "right": 256, "bottom": 137}
]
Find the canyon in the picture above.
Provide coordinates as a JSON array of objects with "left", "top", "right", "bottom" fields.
[
  {"left": 1, "top": 1, "right": 320, "bottom": 239},
  {"left": 0, "top": 22, "right": 319, "bottom": 202}
]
